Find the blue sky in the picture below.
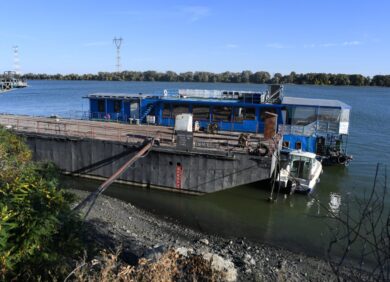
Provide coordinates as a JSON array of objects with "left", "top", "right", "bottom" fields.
[{"left": 0, "top": 0, "right": 389, "bottom": 76}]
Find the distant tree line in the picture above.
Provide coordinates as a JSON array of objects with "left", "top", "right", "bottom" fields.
[{"left": 20, "top": 71, "right": 390, "bottom": 87}]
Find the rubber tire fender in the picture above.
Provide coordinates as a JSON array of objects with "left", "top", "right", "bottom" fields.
[
  {"left": 258, "top": 143, "right": 269, "bottom": 157},
  {"left": 337, "top": 155, "right": 347, "bottom": 165}
]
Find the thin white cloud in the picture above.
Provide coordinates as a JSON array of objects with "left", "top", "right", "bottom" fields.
[
  {"left": 304, "top": 41, "right": 362, "bottom": 48},
  {"left": 342, "top": 40, "right": 361, "bottom": 46},
  {"left": 83, "top": 41, "right": 111, "bottom": 47},
  {"left": 266, "top": 43, "right": 293, "bottom": 49}
]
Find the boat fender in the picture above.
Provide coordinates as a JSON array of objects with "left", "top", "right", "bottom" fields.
[
  {"left": 337, "top": 155, "right": 347, "bottom": 165},
  {"left": 257, "top": 143, "right": 269, "bottom": 157}
]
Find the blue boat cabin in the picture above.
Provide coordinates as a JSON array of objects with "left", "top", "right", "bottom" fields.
[
  {"left": 87, "top": 89, "right": 285, "bottom": 133},
  {"left": 280, "top": 96, "right": 351, "bottom": 156},
  {"left": 86, "top": 86, "right": 351, "bottom": 158}
]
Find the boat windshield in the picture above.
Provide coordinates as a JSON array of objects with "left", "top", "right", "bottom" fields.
[{"left": 289, "top": 155, "right": 313, "bottom": 179}]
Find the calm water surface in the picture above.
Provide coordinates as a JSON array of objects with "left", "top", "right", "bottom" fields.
[{"left": 1, "top": 80, "right": 389, "bottom": 257}]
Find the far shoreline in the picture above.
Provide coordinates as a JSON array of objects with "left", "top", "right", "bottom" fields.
[
  {"left": 15, "top": 70, "right": 390, "bottom": 87},
  {"left": 20, "top": 78, "right": 390, "bottom": 88}
]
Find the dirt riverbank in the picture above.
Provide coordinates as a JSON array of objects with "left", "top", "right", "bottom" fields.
[{"left": 70, "top": 189, "right": 355, "bottom": 281}]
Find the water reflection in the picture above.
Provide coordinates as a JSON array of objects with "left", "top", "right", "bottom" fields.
[
  {"left": 328, "top": 192, "right": 342, "bottom": 215},
  {"left": 60, "top": 158, "right": 388, "bottom": 261},
  {"left": 62, "top": 176, "right": 335, "bottom": 257},
  {"left": 305, "top": 197, "right": 320, "bottom": 215}
]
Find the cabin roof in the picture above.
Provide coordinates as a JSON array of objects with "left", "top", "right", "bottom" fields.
[
  {"left": 159, "top": 97, "right": 286, "bottom": 107},
  {"left": 289, "top": 150, "right": 317, "bottom": 158},
  {"left": 282, "top": 96, "right": 351, "bottom": 109},
  {"left": 87, "top": 93, "right": 158, "bottom": 99},
  {"left": 161, "top": 96, "right": 240, "bottom": 103}
]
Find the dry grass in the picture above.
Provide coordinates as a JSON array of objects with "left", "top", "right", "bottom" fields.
[{"left": 67, "top": 249, "right": 228, "bottom": 282}]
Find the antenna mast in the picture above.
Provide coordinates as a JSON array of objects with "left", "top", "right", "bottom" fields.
[
  {"left": 113, "top": 37, "right": 123, "bottom": 73},
  {"left": 13, "top": 46, "right": 21, "bottom": 75}
]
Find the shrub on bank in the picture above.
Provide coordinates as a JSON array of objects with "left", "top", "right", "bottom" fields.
[
  {"left": 0, "top": 127, "right": 83, "bottom": 281},
  {"left": 0, "top": 128, "right": 236, "bottom": 281}
]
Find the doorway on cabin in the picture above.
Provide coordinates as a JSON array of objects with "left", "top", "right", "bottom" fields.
[{"left": 130, "top": 100, "right": 140, "bottom": 119}]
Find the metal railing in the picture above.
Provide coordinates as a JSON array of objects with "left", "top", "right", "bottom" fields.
[
  {"left": 0, "top": 113, "right": 278, "bottom": 156},
  {"left": 280, "top": 121, "right": 340, "bottom": 136},
  {"left": 0, "top": 114, "right": 164, "bottom": 143}
]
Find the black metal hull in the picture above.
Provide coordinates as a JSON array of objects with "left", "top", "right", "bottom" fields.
[{"left": 24, "top": 133, "right": 275, "bottom": 194}]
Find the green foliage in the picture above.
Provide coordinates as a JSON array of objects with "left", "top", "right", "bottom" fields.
[
  {"left": 0, "top": 128, "right": 31, "bottom": 184},
  {"left": 0, "top": 127, "right": 82, "bottom": 281},
  {"left": 371, "top": 75, "right": 390, "bottom": 87},
  {"left": 20, "top": 70, "right": 390, "bottom": 86}
]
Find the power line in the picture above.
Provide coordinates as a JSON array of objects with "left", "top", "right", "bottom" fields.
[
  {"left": 113, "top": 37, "right": 123, "bottom": 73},
  {"left": 13, "top": 46, "right": 21, "bottom": 75}
]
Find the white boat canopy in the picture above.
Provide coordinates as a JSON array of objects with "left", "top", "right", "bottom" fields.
[{"left": 282, "top": 96, "right": 351, "bottom": 135}]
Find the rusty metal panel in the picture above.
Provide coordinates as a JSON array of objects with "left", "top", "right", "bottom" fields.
[{"left": 264, "top": 112, "right": 278, "bottom": 139}]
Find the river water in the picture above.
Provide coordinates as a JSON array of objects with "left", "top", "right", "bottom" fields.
[{"left": 1, "top": 80, "right": 389, "bottom": 258}]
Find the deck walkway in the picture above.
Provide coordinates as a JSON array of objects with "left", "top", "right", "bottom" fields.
[{"left": 0, "top": 114, "right": 278, "bottom": 154}]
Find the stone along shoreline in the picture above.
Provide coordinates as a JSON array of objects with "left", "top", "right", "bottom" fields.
[{"left": 70, "top": 189, "right": 355, "bottom": 281}]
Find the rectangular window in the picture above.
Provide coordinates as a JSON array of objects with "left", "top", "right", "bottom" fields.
[
  {"left": 317, "top": 107, "right": 340, "bottom": 123},
  {"left": 291, "top": 106, "right": 316, "bottom": 126},
  {"left": 282, "top": 141, "right": 290, "bottom": 148},
  {"left": 213, "top": 106, "right": 232, "bottom": 122},
  {"left": 234, "top": 107, "right": 256, "bottom": 122},
  {"left": 285, "top": 107, "right": 292, "bottom": 124},
  {"left": 162, "top": 103, "right": 171, "bottom": 118},
  {"left": 193, "top": 105, "right": 210, "bottom": 121},
  {"left": 340, "top": 109, "right": 350, "bottom": 122},
  {"left": 98, "top": 100, "right": 105, "bottom": 112},
  {"left": 172, "top": 104, "right": 189, "bottom": 117},
  {"left": 130, "top": 101, "right": 139, "bottom": 119},
  {"left": 114, "top": 100, "right": 121, "bottom": 113}
]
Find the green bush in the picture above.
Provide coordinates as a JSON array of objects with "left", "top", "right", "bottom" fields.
[{"left": 0, "top": 127, "right": 82, "bottom": 281}]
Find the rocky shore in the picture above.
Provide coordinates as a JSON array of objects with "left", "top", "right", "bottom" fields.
[{"left": 70, "top": 189, "right": 349, "bottom": 281}]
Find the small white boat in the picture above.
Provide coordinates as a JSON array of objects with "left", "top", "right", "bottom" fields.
[{"left": 277, "top": 150, "right": 322, "bottom": 193}]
